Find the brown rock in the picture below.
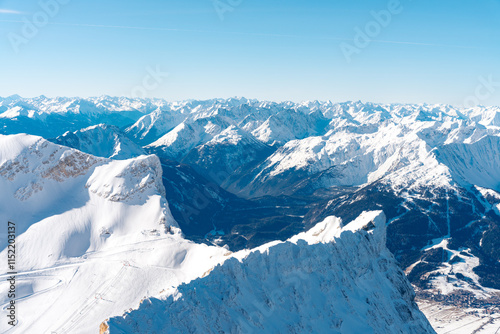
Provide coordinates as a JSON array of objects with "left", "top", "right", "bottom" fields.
[{"left": 99, "top": 321, "right": 109, "bottom": 334}]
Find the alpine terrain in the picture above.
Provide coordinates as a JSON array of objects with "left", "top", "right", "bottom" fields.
[{"left": 0, "top": 95, "right": 499, "bottom": 333}]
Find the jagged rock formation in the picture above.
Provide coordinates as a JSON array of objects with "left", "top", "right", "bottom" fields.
[{"left": 106, "top": 212, "right": 435, "bottom": 334}]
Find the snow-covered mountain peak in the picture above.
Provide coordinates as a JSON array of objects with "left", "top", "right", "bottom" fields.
[
  {"left": 106, "top": 210, "right": 434, "bottom": 334},
  {"left": 51, "top": 123, "right": 145, "bottom": 160},
  {"left": 86, "top": 154, "right": 166, "bottom": 203},
  {"left": 0, "top": 134, "right": 176, "bottom": 267},
  {"left": 1, "top": 97, "right": 500, "bottom": 333},
  {"left": 236, "top": 114, "right": 499, "bottom": 198},
  {"left": 0, "top": 134, "right": 103, "bottom": 201},
  {"left": 288, "top": 210, "right": 386, "bottom": 247},
  {"left": 207, "top": 125, "right": 260, "bottom": 146}
]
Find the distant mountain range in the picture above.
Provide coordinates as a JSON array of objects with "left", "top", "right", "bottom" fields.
[{"left": 1, "top": 95, "right": 499, "bottom": 333}]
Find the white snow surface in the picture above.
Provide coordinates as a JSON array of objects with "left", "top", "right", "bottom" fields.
[
  {"left": 86, "top": 97, "right": 500, "bottom": 196},
  {"left": 106, "top": 211, "right": 435, "bottom": 334},
  {"left": 244, "top": 119, "right": 500, "bottom": 195},
  {"left": 54, "top": 124, "right": 145, "bottom": 160},
  {"left": 0, "top": 135, "right": 433, "bottom": 333},
  {"left": 0, "top": 134, "right": 197, "bottom": 333},
  {"left": 2, "top": 97, "right": 499, "bottom": 194},
  {"left": 1, "top": 98, "right": 500, "bottom": 333}
]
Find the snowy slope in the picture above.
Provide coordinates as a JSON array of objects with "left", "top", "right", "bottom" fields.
[
  {"left": 0, "top": 134, "right": 203, "bottom": 333},
  {"left": 106, "top": 211, "right": 435, "bottom": 334},
  {"left": 0, "top": 96, "right": 154, "bottom": 138},
  {"left": 146, "top": 116, "right": 233, "bottom": 161},
  {"left": 2, "top": 97, "right": 500, "bottom": 333},
  {"left": 182, "top": 125, "right": 275, "bottom": 182},
  {"left": 0, "top": 134, "right": 175, "bottom": 269},
  {"left": 126, "top": 98, "right": 255, "bottom": 144},
  {"left": 0, "top": 95, "right": 154, "bottom": 118},
  {"left": 125, "top": 98, "right": 500, "bottom": 203},
  {"left": 0, "top": 135, "right": 433, "bottom": 333},
  {"left": 250, "top": 109, "right": 328, "bottom": 145},
  {"left": 434, "top": 135, "right": 500, "bottom": 192},
  {"left": 51, "top": 124, "right": 145, "bottom": 160},
  {"left": 234, "top": 118, "right": 500, "bottom": 198}
]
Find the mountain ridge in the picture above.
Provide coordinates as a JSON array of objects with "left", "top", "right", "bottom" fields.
[{"left": 106, "top": 211, "right": 436, "bottom": 334}]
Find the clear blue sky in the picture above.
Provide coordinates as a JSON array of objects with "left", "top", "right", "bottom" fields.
[{"left": 0, "top": 0, "right": 499, "bottom": 106}]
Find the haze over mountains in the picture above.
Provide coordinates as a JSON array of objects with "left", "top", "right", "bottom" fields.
[{"left": 0, "top": 95, "right": 499, "bottom": 333}]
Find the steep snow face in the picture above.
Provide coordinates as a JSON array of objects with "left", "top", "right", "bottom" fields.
[
  {"left": 182, "top": 125, "right": 275, "bottom": 182},
  {"left": 0, "top": 96, "right": 156, "bottom": 138},
  {"left": 107, "top": 211, "right": 435, "bottom": 334},
  {"left": 467, "top": 105, "right": 500, "bottom": 127},
  {"left": 0, "top": 134, "right": 103, "bottom": 205},
  {"left": 250, "top": 109, "right": 329, "bottom": 145},
  {"left": 0, "top": 134, "right": 225, "bottom": 334},
  {"left": 146, "top": 118, "right": 276, "bottom": 184},
  {"left": 135, "top": 100, "right": 333, "bottom": 149},
  {"left": 146, "top": 116, "right": 233, "bottom": 161},
  {"left": 0, "top": 134, "right": 433, "bottom": 334},
  {"left": 234, "top": 116, "right": 500, "bottom": 198},
  {"left": 125, "top": 104, "right": 192, "bottom": 144},
  {"left": 0, "top": 134, "right": 173, "bottom": 271},
  {"left": 0, "top": 96, "right": 155, "bottom": 118},
  {"left": 434, "top": 135, "right": 500, "bottom": 192},
  {"left": 126, "top": 98, "right": 256, "bottom": 144},
  {"left": 2, "top": 97, "right": 500, "bottom": 329},
  {"left": 235, "top": 122, "right": 453, "bottom": 197},
  {"left": 51, "top": 124, "right": 145, "bottom": 160}
]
